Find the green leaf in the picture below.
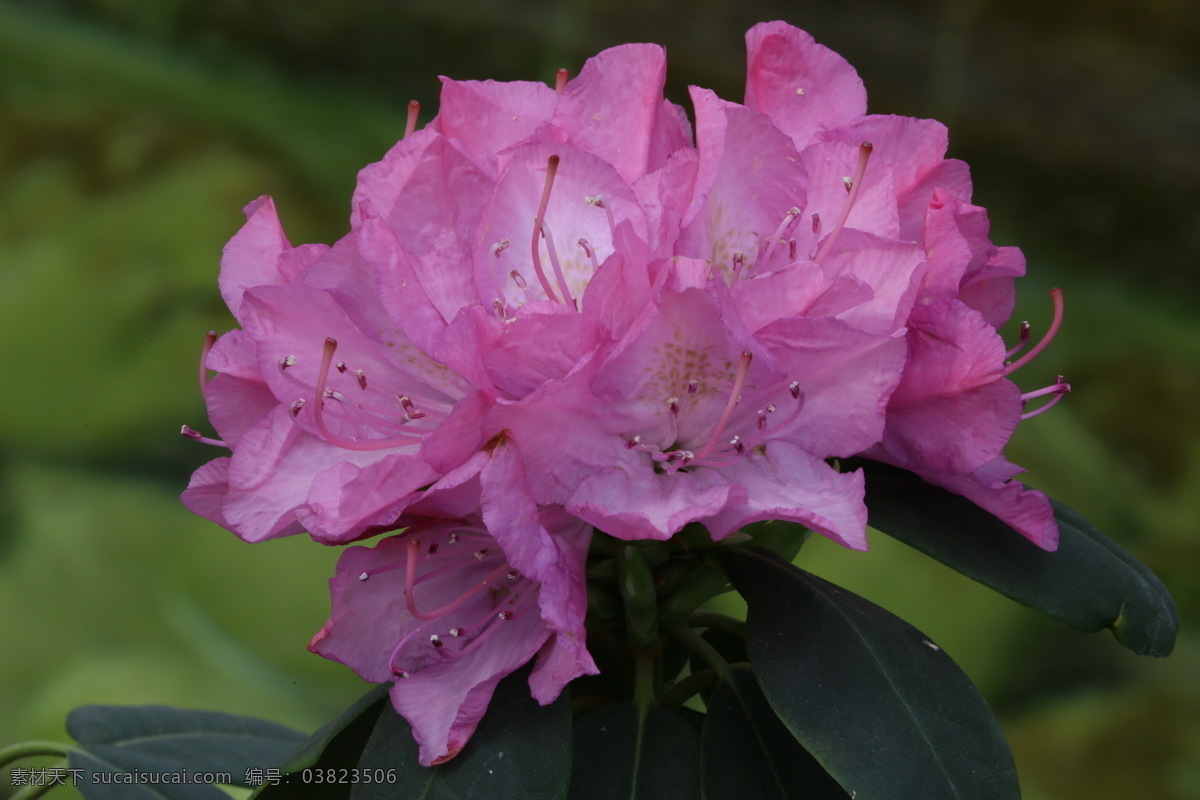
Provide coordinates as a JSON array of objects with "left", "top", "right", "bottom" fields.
[
  {"left": 68, "top": 749, "right": 228, "bottom": 800},
  {"left": 568, "top": 704, "right": 701, "bottom": 800},
  {"left": 847, "top": 457, "right": 1178, "bottom": 656},
  {"left": 257, "top": 669, "right": 570, "bottom": 799},
  {"left": 356, "top": 667, "right": 572, "bottom": 800},
  {"left": 253, "top": 684, "right": 393, "bottom": 799},
  {"left": 65, "top": 704, "right": 306, "bottom": 799},
  {"left": 702, "top": 666, "right": 848, "bottom": 800},
  {"left": 715, "top": 546, "right": 1019, "bottom": 800}
]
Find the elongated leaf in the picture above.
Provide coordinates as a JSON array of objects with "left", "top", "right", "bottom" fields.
[
  {"left": 254, "top": 670, "right": 570, "bottom": 800},
  {"left": 568, "top": 704, "right": 701, "bottom": 800},
  {"left": 702, "top": 666, "right": 848, "bottom": 800},
  {"left": 68, "top": 749, "right": 227, "bottom": 800},
  {"left": 716, "top": 546, "right": 1018, "bottom": 800},
  {"left": 66, "top": 704, "right": 306, "bottom": 799},
  {"left": 275, "top": 684, "right": 392, "bottom": 775},
  {"left": 252, "top": 684, "right": 392, "bottom": 799},
  {"left": 351, "top": 668, "right": 572, "bottom": 800},
  {"left": 847, "top": 457, "right": 1178, "bottom": 656}
]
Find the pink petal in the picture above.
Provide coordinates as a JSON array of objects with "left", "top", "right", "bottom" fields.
[
  {"left": 180, "top": 457, "right": 232, "bottom": 528},
  {"left": 479, "top": 141, "right": 648, "bottom": 310},
  {"left": 705, "top": 441, "right": 869, "bottom": 549},
  {"left": 352, "top": 130, "right": 494, "bottom": 322},
  {"left": 679, "top": 87, "right": 808, "bottom": 276},
  {"left": 219, "top": 196, "right": 292, "bottom": 318},
  {"left": 814, "top": 229, "right": 927, "bottom": 335},
  {"left": 882, "top": 299, "right": 1020, "bottom": 474},
  {"left": 744, "top": 22, "right": 867, "bottom": 149},
  {"left": 554, "top": 43, "right": 691, "bottom": 184},
  {"left": 756, "top": 315, "right": 907, "bottom": 456},
  {"left": 568, "top": 463, "right": 747, "bottom": 541},
  {"left": 433, "top": 77, "right": 558, "bottom": 155}
]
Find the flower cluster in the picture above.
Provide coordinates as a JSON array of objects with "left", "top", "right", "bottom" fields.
[{"left": 183, "top": 22, "right": 1064, "bottom": 765}]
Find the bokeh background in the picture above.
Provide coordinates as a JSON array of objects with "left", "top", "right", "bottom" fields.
[{"left": 1, "top": 1, "right": 1197, "bottom": 797}]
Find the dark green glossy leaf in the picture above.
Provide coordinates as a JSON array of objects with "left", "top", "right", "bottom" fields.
[
  {"left": 702, "top": 666, "right": 848, "bottom": 800},
  {"left": 847, "top": 457, "right": 1178, "bottom": 656},
  {"left": 253, "top": 684, "right": 392, "bottom": 799},
  {"left": 354, "top": 667, "right": 572, "bottom": 800},
  {"left": 569, "top": 704, "right": 700, "bottom": 800},
  {"left": 716, "top": 546, "right": 1018, "bottom": 800},
  {"left": 66, "top": 704, "right": 306, "bottom": 800}
]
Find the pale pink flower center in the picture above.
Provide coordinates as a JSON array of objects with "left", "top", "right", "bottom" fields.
[{"left": 627, "top": 352, "right": 806, "bottom": 474}]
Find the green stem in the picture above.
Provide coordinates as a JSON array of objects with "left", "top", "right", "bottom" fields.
[
  {"left": 632, "top": 648, "right": 658, "bottom": 710},
  {"left": 664, "top": 622, "right": 734, "bottom": 684},
  {"left": 9, "top": 758, "right": 70, "bottom": 800},
  {"left": 662, "top": 667, "right": 720, "bottom": 708},
  {"left": 684, "top": 609, "right": 746, "bottom": 637},
  {"left": 0, "top": 742, "right": 71, "bottom": 769}
]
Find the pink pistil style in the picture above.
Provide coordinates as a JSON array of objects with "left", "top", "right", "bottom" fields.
[
  {"left": 694, "top": 351, "right": 753, "bottom": 461},
  {"left": 813, "top": 142, "right": 873, "bottom": 265},
  {"left": 1005, "top": 288, "right": 1064, "bottom": 374},
  {"left": 530, "top": 155, "right": 566, "bottom": 304},
  {"left": 312, "top": 337, "right": 424, "bottom": 451},
  {"left": 405, "top": 100, "right": 420, "bottom": 138},
  {"left": 555, "top": 68, "right": 569, "bottom": 93}
]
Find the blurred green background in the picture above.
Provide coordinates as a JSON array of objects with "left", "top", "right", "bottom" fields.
[{"left": 1, "top": 1, "right": 1196, "bottom": 797}]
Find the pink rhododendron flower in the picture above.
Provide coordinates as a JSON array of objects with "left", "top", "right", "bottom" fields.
[
  {"left": 183, "top": 19, "right": 1068, "bottom": 764},
  {"left": 309, "top": 443, "right": 595, "bottom": 765}
]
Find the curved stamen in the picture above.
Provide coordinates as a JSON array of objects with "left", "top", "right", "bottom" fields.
[
  {"left": 277, "top": 352, "right": 450, "bottom": 422},
  {"left": 199, "top": 330, "right": 217, "bottom": 393},
  {"left": 1005, "top": 321, "right": 1032, "bottom": 358},
  {"left": 1020, "top": 377, "right": 1070, "bottom": 404},
  {"left": 180, "top": 425, "right": 225, "bottom": 448},
  {"left": 1021, "top": 379, "right": 1070, "bottom": 420},
  {"left": 578, "top": 238, "right": 600, "bottom": 273},
  {"left": 404, "top": 538, "right": 513, "bottom": 621},
  {"left": 660, "top": 396, "right": 681, "bottom": 451},
  {"left": 404, "top": 100, "right": 420, "bottom": 138},
  {"left": 694, "top": 351, "right": 753, "bottom": 461},
  {"left": 808, "top": 213, "right": 822, "bottom": 259},
  {"left": 814, "top": 142, "right": 873, "bottom": 265},
  {"left": 312, "top": 338, "right": 422, "bottom": 451},
  {"left": 757, "top": 207, "right": 802, "bottom": 273},
  {"left": 531, "top": 155, "right": 563, "bottom": 303},
  {"left": 1004, "top": 288, "right": 1064, "bottom": 375},
  {"left": 586, "top": 195, "right": 618, "bottom": 237}
]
